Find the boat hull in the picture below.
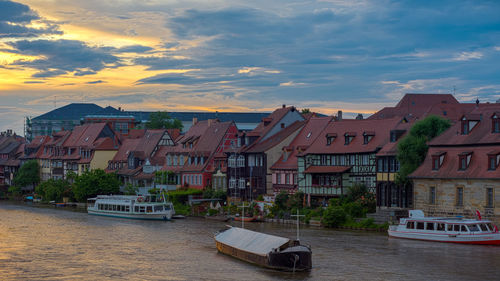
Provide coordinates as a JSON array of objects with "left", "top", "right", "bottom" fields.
[
  {"left": 88, "top": 210, "right": 172, "bottom": 220},
  {"left": 215, "top": 240, "right": 312, "bottom": 271},
  {"left": 388, "top": 229, "right": 500, "bottom": 245}
]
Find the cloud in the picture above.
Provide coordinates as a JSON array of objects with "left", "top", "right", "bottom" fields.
[
  {"left": 86, "top": 80, "right": 105, "bottom": 84},
  {"left": 0, "top": 0, "right": 61, "bottom": 38},
  {"left": 7, "top": 39, "right": 119, "bottom": 77},
  {"left": 115, "top": 45, "right": 153, "bottom": 53},
  {"left": 452, "top": 51, "right": 483, "bottom": 61},
  {"left": 279, "top": 81, "right": 306, "bottom": 87}
]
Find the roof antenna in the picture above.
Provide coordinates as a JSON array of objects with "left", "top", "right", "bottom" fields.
[
  {"left": 54, "top": 95, "right": 57, "bottom": 108},
  {"left": 453, "top": 86, "right": 456, "bottom": 96}
]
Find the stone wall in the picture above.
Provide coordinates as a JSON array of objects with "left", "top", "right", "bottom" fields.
[{"left": 413, "top": 178, "right": 500, "bottom": 224}]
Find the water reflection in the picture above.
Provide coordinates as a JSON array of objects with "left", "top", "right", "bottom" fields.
[{"left": 0, "top": 202, "right": 498, "bottom": 281}]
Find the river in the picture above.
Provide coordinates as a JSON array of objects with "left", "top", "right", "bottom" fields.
[{"left": 0, "top": 202, "right": 498, "bottom": 280}]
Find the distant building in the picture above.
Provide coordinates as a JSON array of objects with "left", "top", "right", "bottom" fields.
[{"left": 27, "top": 103, "right": 270, "bottom": 141}]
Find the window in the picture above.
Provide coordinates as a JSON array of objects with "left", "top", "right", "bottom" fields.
[
  {"left": 277, "top": 173, "right": 281, "bottom": 184},
  {"left": 406, "top": 221, "right": 414, "bottom": 229},
  {"left": 437, "top": 223, "right": 445, "bottom": 231},
  {"left": 285, "top": 174, "right": 290, "bottom": 184},
  {"left": 429, "top": 186, "right": 436, "bottom": 204},
  {"left": 458, "top": 152, "right": 472, "bottom": 170},
  {"left": 180, "top": 155, "right": 184, "bottom": 165},
  {"left": 461, "top": 119, "right": 469, "bottom": 135},
  {"left": 461, "top": 225, "right": 468, "bottom": 232},
  {"left": 416, "top": 222, "right": 424, "bottom": 230},
  {"left": 228, "top": 155, "right": 236, "bottom": 167},
  {"left": 486, "top": 188, "right": 494, "bottom": 207},
  {"left": 456, "top": 187, "right": 463, "bottom": 206},
  {"left": 229, "top": 177, "right": 236, "bottom": 188},
  {"left": 166, "top": 155, "right": 171, "bottom": 166},
  {"left": 432, "top": 157, "right": 439, "bottom": 170},
  {"left": 326, "top": 134, "right": 336, "bottom": 145},
  {"left": 377, "top": 158, "right": 384, "bottom": 172},
  {"left": 237, "top": 155, "right": 245, "bottom": 167},
  {"left": 344, "top": 134, "right": 354, "bottom": 145},
  {"left": 454, "top": 225, "right": 460, "bottom": 232},
  {"left": 426, "top": 222, "right": 434, "bottom": 230},
  {"left": 248, "top": 155, "right": 255, "bottom": 167},
  {"left": 488, "top": 155, "right": 497, "bottom": 170},
  {"left": 238, "top": 178, "right": 246, "bottom": 189},
  {"left": 493, "top": 116, "right": 500, "bottom": 133},
  {"left": 447, "top": 224, "right": 453, "bottom": 231}
]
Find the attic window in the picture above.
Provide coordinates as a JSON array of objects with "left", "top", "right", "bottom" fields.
[
  {"left": 461, "top": 115, "right": 480, "bottom": 135},
  {"left": 492, "top": 113, "right": 500, "bottom": 133},
  {"left": 458, "top": 151, "right": 472, "bottom": 170},
  {"left": 325, "top": 133, "right": 336, "bottom": 146},
  {"left": 487, "top": 152, "right": 500, "bottom": 170},
  {"left": 281, "top": 123, "right": 285, "bottom": 128},
  {"left": 344, "top": 132, "right": 356, "bottom": 145},
  {"left": 85, "top": 137, "right": 89, "bottom": 142},
  {"left": 306, "top": 132, "right": 312, "bottom": 138},
  {"left": 432, "top": 152, "right": 446, "bottom": 170},
  {"left": 363, "top": 131, "right": 375, "bottom": 144}
]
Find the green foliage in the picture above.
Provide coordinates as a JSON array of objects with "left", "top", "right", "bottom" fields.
[
  {"left": 36, "top": 179, "right": 72, "bottom": 202},
  {"left": 14, "top": 160, "right": 40, "bottom": 188},
  {"left": 397, "top": 115, "right": 451, "bottom": 185},
  {"left": 274, "top": 191, "right": 289, "bottom": 210},
  {"left": 322, "top": 206, "right": 347, "bottom": 228},
  {"left": 124, "top": 183, "right": 138, "bottom": 195},
  {"left": 207, "top": 208, "right": 218, "bottom": 216},
  {"left": 146, "top": 111, "right": 183, "bottom": 130},
  {"left": 8, "top": 185, "right": 21, "bottom": 197},
  {"left": 301, "top": 108, "right": 311, "bottom": 114},
  {"left": 72, "top": 169, "right": 120, "bottom": 202},
  {"left": 287, "top": 191, "right": 304, "bottom": 210},
  {"left": 167, "top": 188, "right": 202, "bottom": 204},
  {"left": 256, "top": 194, "right": 264, "bottom": 201},
  {"left": 173, "top": 202, "right": 191, "bottom": 216},
  {"left": 155, "top": 170, "right": 176, "bottom": 184}
]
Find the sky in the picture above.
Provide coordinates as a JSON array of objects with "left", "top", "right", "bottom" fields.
[{"left": 1, "top": 0, "right": 500, "bottom": 135}]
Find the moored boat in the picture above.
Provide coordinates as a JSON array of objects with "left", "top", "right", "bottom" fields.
[
  {"left": 388, "top": 210, "right": 500, "bottom": 245},
  {"left": 87, "top": 194, "right": 174, "bottom": 220},
  {"left": 214, "top": 226, "right": 312, "bottom": 271}
]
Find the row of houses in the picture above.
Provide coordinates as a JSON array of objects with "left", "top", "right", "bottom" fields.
[{"left": 2, "top": 94, "right": 499, "bottom": 223}]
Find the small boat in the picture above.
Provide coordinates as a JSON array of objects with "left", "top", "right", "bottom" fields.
[
  {"left": 87, "top": 194, "right": 174, "bottom": 220},
  {"left": 388, "top": 210, "right": 500, "bottom": 245},
  {"left": 233, "top": 216, "right": 256, "bottom": 222},
  {"left": 214, "top": 226, "right": 312, "bottom": 271}
]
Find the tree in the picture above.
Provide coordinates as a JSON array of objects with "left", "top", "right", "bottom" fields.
[
  {"left": 301, "top": 108, "right": 311, "bottom": 114},
  {"left": 146, "top": 111, "right": 183, "bottom": 130},
  {"left": 396, "top": 115, "right": 451, "bottom": 185},
  {"left": 36, "top": 179, "right": 72, "bottom": 202},
  {"left": 14, "top": 160, "right": 40, "bottom": 190},
  {"left": 72, "top": 169, "right": 120, "bottom": 202}
]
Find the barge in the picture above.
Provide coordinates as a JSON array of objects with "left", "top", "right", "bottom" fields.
[{"left": 214, "top": 226, "right": 312, "bottom": 271}]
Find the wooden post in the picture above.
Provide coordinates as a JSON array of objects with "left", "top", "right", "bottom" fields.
[{"left": 291, "top": 209, "right": 305, "bottom": 241}]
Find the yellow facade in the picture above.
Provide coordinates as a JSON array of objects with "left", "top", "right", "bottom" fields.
[{"left": 91, "top": 150, "right": 117, "bottom": 170}]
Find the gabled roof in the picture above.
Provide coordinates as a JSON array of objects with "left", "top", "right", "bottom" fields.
[
  {"left": 271, "top": 116, "right": 333, "bottom": 170},
  {"left": 410, "top": 146, "right": 500, "bottom": 179},
  {"left": 33, "top": 103, "right": 103, "bottom": 120},
  {"left": 111, "top": 138, "right": 142, "bottom": 162},
  {"left": 246, "top": 106, "right": 301, "bottom": 140},
  {"left": 63, "top": 123, "right": 109, "bottom": 148},
  {"left": 369, "top": 93, "right": 459, "bottom": 120},
  {"left": 305, "top": 117, "right": 403, "bottom": 155},
  {"left": 244, "top": 120, "right": 305, "bottom": 153}
]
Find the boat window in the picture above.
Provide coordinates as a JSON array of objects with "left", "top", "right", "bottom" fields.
[
  {"left": 416, "top": 222, "right": 424, "bottom": 230},
  {"left": 426, "top": 222, "right": 434, "bottom": 230},
  {"left": 479, "top": 224, "right": 488, "bottom": 232},
  {"left": 165, "top": 205, "right": 170, "bottom": 211},
  {"left": 461, "top": 225, "right": 468, "bottom": 232},
  {"left": 125, "top": 206, "right": 130, "bottom": 212},
  {"left": 140, "top": 206, "right": 146, "bottom": 213},
  {"left": 437, "top": 223, "right": 445, "bottom": 231},
  {"left": 454, "top": 225, "right": 460, "bottom": 232},
  {"left": 486, "top": 223, "right": 494, "bottom": 231},
  {"left": 406, "top": 221, "right": 415, "bottom": 229},
  {"left": 468, "top": 224, "right": 479, "bottom": 232},
  {"left": 135, "top": 206, "right": 139, "bottom": 212},
  {"left": 147, "top": 206, "right": 153, "bottom": 213},
  {"left": 447, "top": 224, "right": 453, "bottom": 231},
  {"left": 154, "top": 206, "right": 163, "bottom": 212},
  {"left": 112, "top": 205, "right": 117, "bottom": 211}
]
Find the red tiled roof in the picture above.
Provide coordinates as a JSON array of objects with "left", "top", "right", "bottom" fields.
[
  {"left": 429, "top": 105, "right": 500, "bottom": 146},
  {"left": 410, "top": 146, "right": 500, "bottom": 179},
  {"left": 244, "top": 120, "right": 305, "bottom": 153},
  {"left": 111, "top": 138, "right": 141, "bottom": 161},
  {"left": 306, "top": 117, "right": 403, "bottom": 155},
  {"left": 245, "top": 106, "right": 300, "bottom": 140},
  {"left": 94, "top": 137, "right": 118, "bottom": 150},
  {"left": 304, "top": 165, "right": 351, "bottom": 174},
  {"left": 271, "top": 116, "right": 332, "bottom": 170}
]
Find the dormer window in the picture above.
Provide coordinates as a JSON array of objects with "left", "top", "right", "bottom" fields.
[
  {"left": 263, "top": 117, "right": 272, "bottom": 126},
  {"left": 492, "top": 113, "right": 500, "bottom": 133},
  {"left": 488, "top": 152, "right": 499, "bottom": 170},
  {"left": 326, "top": 133, "right": 337, "bottom": 146},
  {"left": 458, "top": 151, "right": 472, "bottom": 170},
  {"left": 344, "top": 132, "right": 356, "bottom": 145},
  {"left": 432, "top": 152, "right": 446, "bottom": 170},
  {"left": 363, "top": 131, "right": 375, "bottom": 144},
  {"left": 461, "top": 115, "right": 480, "bottom": 135}
]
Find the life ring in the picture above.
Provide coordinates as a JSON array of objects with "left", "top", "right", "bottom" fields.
[{"left": 137, "top": 196, "right": 144, "bottom": 202}]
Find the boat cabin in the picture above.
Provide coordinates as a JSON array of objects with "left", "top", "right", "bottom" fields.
[{"left": 403, "top": 219, "right": 496, "bottom": 234}]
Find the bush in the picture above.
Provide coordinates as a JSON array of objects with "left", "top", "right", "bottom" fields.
[
  {"left": 342, "top": 201, "right": 366, "bottom": 218},
  {"left": 173, "top": 203, "right": 191, "bottom": 216},
  {"left": 322, "top": 206, "right": 347, "bottom": 228},
  {"left": 168, "top": 189, "right": 202, "bottom": 204},
  {"left": 8, "top": 185, "right": 22, "bottom": 197},
  {"left": 207, "top": 208, "right": 218, "bottom": 216}
]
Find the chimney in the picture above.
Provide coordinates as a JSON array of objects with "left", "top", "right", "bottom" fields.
[
  {"left": 337, "top": 110, "right": 343, "bottom": 121},
  {"left": 282, "top": 104, "right": 286, "bottom": 108},
  {"left": 356, "top": 114, "right": 363, "bottom": 120},
  {"left": 192, "top": 117, "right": 198, "bottom": 125},
  {"left": 7, "top": 129, "right": 12, "bottom": 136},
  {"left": 281, "top": 123, "right": 285, "bottom": 128},
  {"left": 476, "top": 98, "right": 480, "bottom": 107}
]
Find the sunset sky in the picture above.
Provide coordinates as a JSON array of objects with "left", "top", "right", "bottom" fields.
[{"left": 1, "top": 0, "right": 500, "bottom": 134}]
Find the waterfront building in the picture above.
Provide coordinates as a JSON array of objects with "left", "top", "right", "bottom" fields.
[
  {"left": 108, "top": 129, "right": 177, "bottom": 191},
  {"left": 227, "top": 105, "right": 305, "bottom": 201},
  {"left": 0, "top": 132, "right": 25, "bottom": 187},
  {"left": 410, "top": 104, "right": 500, "bottom": 224},
  {"left": 163, "top": 119, "right": 238, "bottom": 190},
  {"left": 299, "top": 117, "right": 403, "bottom": 205},
  {"left": 270, "top": 116, "right": 332, "bottom": 195}
]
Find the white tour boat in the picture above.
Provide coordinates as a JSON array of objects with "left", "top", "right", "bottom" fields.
[
  {"left": 87, "top": 194, "right": 175, "bottom": 220},
  {"left": 388, "top": 210, "right": 500, "bottom": 245}
]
